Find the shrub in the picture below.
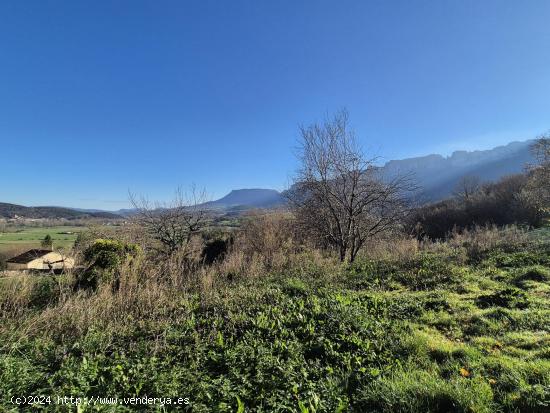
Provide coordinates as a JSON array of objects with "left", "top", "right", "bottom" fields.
[
  {"left": 76, "top": 239, "right": 140, "bottom": 290},
  {"left": 236, "top": 212, "right": 300, "bottom": 271},
  {"left": 201, "top": 236, "right": 233, "bottom": 265},
  {"left": 83, "top": 239, "right": 140, "bottom": 268},
  {"left": 28, "top": 277, "right": 61, "bottom": 309}
]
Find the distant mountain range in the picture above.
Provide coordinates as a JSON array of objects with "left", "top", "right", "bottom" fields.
[
  {"left": 0, "top": 203, "right": 121, "bottom": 220},
  {"left": 1, "top": 140, "right": 536, "bottom": 218},
  {"left": 381, "top": 140, "right": 535, "bottom": 202},
  {"left": 201, "top": 189, "right": 286, "bottom": 210}
]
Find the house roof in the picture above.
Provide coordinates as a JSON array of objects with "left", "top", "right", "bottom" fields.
[{"left": 6, "top": 249, "right": 53, "bottom": 264}]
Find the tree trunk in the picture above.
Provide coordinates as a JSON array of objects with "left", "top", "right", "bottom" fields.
[{"left": 339, "top": 245, "right": 346, "bottom": 262}]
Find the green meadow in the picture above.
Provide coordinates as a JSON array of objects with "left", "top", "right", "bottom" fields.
[{"left": 0, "top": 226, "right": 85, "bottom": 254}]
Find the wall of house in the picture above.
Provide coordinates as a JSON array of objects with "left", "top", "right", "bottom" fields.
[
  {"left": 7, "top": 252, "right": 75, "bottom": 271},
  {"left": 6, "top": 262, "right": 29, "bottom": 270},
  {"left": 26, "top": 257, "right": 49, "bottom": 270},
  {"left": 39, "top": 252, "right": 75, "bottom": 269}
]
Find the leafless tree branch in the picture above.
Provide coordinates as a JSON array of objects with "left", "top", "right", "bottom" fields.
[
  {"left": 287, "top": 110, "right": 416, "bottom": 262},
  {"left": 129, "top": 186, "right": 210, "bottom": 256}
]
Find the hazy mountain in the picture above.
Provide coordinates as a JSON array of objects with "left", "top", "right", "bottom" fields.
[
  {"left": 70, "top": 207, "right": 109, "bottom": 214},
  {"left": 0, "top": 203, "right": 121, "bottom": 219},
  {"left": 201, "top": 189, "right": 286, "bottom": 209},
  {"left": 113, "top": 208, "right": 139, "bottom": 217},
  {"left": 381, "top": 140, "right": 535, "bottom": 201}
]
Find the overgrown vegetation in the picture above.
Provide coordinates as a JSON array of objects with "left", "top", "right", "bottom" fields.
[
  {"left": 0, "top": 126, "right": 548, "bottom": 411},
  {"left": 1, "top": 224, "right": 548, "bottom": 412}
]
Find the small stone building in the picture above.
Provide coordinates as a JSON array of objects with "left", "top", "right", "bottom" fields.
[{"left": 6, "top": 249, "right": 75, "bottom": 271}]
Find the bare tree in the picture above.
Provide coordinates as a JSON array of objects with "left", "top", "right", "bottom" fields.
[
  {"left": 287, "top": 110, "right": 415, "bottom": 263},
  {"left": 527, "top": 135, "right": 550, "bottom": 213},
  {"left": 453, "top": 175, "right": 481, "bottom": 202},
  {"left": 129, "top": 187, "right": 210, "bottom": 256},
  {"left": 531, "top": 135, "right": 550, "bottom": 167}
]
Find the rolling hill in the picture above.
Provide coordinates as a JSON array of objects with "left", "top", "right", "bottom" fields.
[{"left": 0, "top": 203, "right": 121, "bottom": 219}]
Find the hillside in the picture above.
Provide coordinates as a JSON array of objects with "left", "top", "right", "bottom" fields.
[
  {"left": 381, "top": 140, "right": 534, "bottom": 201},
  {"left": 0, "top": 203, "right": 121, "bottom": 220}
]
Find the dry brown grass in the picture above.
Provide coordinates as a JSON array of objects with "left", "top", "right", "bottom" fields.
[
  {"left": 0, "top": 274, "right": 36, "bottom": 319},
  {"left": 361, "top": 235, "right": 421, "bottom": 262},
  {"left": 237, "top": 211, "right": 300, "bottom": 268},
  {"left": 446, "top": 225, "right": 531, "bottom": 263},
  {"left": 0, "top": 273, "right": 189, "bottom": 353}
]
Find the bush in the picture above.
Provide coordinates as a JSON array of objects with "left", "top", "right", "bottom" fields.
[
  {"left": 201, "top": 235, "right": 233, "bottom": 265},
  {"left": 76, "top": 239, "right": 140, "bottom": 290},
  {"left": 28, "top": 277, "right": 60, "bottom": 309},
  {"left": 235, "top": 212, "right": 300, "bottom": 271}
]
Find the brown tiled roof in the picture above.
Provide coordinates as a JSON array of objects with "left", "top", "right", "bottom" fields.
[{"left": 6, "top": 249, "right": 53, "bottom": 264}]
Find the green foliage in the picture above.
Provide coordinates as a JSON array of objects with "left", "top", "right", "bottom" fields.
[
  {"left": 77, "top": 239, "right": 140, "bottom": 289},
  {"left": 355, "top": 369, "right": 494, "bottom": 412},
  {"left": 1, "top": 229, "right": 549, "bottom": 412},
  {"left": 349, "top": 253, "right": 459, "bottom": 291},
  {"left": 476, "top": 288, "right": 530, "bottom": 309},
  {"left": 514, "top": 265, "right": 550, "bottom": 285},
  {"left": 83, "top": 239, "right": 140, "bottom": 269},
  {"left": 29, "top": 277, "right": 60, "bottom": 309},
  {"left": 40, "top": 234, "right": 53, "bottom": 249},
  {"left": 489, "top": 249, "right": 550, "bottom": 268},
  {"left": 396, "top": 254, "right": 459, "bottom": 290}
]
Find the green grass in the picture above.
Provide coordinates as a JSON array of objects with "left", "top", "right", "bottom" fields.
[
  {"left": 0, "top": 231, "right": 549, "bottom": 412},
  {"left": 0, "top": 226, "right": 85, "bottom": 253}
]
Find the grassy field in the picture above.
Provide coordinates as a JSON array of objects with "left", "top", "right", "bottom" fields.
[
  {"left": 0, "top": 226, "right": 86, "bottom": 254},
  {"left": 0, "top": 227, "right": 548, "bottom": 412}
]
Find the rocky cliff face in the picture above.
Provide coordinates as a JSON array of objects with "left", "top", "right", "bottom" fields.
[{"left": 380, "top": 140, "right": 535, "bottom": 201}]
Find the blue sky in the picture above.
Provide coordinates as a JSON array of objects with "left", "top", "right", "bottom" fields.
[{"left": 1, "top": 1, "right": 549, "bottom": 209}]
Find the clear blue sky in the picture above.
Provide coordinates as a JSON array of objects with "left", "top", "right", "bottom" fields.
[{"left": 1, "top": 1, "right": 549, "bottom": 209}]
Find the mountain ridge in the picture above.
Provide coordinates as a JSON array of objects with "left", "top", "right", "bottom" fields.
[
  {"left": 381, "top": 139, "right": 534, "bottom": 201},
  {"left": 1, "top": 139, "right": 537, "bottom": 217},
  {"left": 201, "top": 188, "right": 286, "bottom": 209}
]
